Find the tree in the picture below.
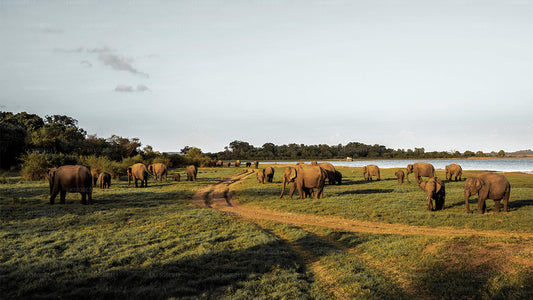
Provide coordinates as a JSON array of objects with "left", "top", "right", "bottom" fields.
[
  {"left": 105, "top": 135, "right": 141, "bottom": 161},
  {"left": 498, "top": 150, "right": 505, "bottom": 158}
]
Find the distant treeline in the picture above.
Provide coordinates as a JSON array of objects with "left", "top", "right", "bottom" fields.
[
  {"left": 209, "top": 140, "right": 509, "bottom": 161},
  {"left": 0, "top": 111, "right": 520, "bottom": 175}
]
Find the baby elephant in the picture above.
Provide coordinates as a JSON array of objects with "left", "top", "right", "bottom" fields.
[
  {"left": 419, "top": 177, "right": 445, "bottom": 211},
  {"left": 173, "top": 173, "right": 181, "bottom": 182},
  {"left": 395, "top": 169, "right": 405, "bottom": 184},
  {"left": 98, "top": 172, "right": 111, "bottom": 189}
]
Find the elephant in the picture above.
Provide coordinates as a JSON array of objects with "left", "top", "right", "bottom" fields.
[
  {"left": 256, "top": 169, "right": 265, "bottom": 184},
  {"left": 406, "top": 162, "right": 435, "bottom": 184},
  {"left": 235, "top": 160, "right": 241, "bottom": 167},
  {"left": 148, "top": 163, "right": 168, "bottom": 181},
  {"left": 363, "top": 165, "right": 381, "bottom": 181},
  {"left": 280, "top": 166, "right": 314, "bottom": 198},
  {"left": 395, "top": 169, "right": 405, "bottom": 184},
  {"left": 98, "top": 172, "right": 111, "bottom": 189},
  {"left": 419, "top": 177, "right": 445, "bottom": 211},
  {"left": 254, "top": 161, "right": 259, "bottom": 169},
  {"left": 445, "top": 164, "right": 463, "bottom": 181},
  {"left": 246, "top": 162, "right": 252, "bottom": 167},
  {"left": 280, "top": 165, "right": 327, "bottom": 199},
  {"left": 334, "top": 170, "right": 342, "bottom": 185},
  {"left": 49, "top": 165, "right": 93, "bottom": 205},
  {"left": 91, "top": 169, "right": 99, "bottom": 187},
  {"left": 186, "top": 165, "right": 198, "bottom": 181},
  {"left": 318, "top": 162, "right": 337, "bottom": 185},
  {"left": 265, "top": 166, "right": 275, "bottom": 183},
  {"left": 173, "top": 173, "right": 181, "bottom": 182},
  {"left": 216, "top": 160, "right": 223, "bottom": 167},
  {"left": 464, "top": 173, "right": 511, "bottom": 214},
  {"left": 127, "top": 163, "right": 150, "bottom": 187}
]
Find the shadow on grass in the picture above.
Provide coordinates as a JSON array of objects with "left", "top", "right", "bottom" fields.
[
  {"left": 339, "top": 189, "right": 395, "bottom": 195},
  {"left": 508, "top": 199, "right": 533, "bottom": 210},
  {"left": 1, "top": 240, "right": 319, "bottom": 299}
]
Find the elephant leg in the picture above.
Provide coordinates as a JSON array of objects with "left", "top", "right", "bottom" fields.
[
  {"left": 60, "top": 191, "right": 66, "bottom": 204},
  {"left": 317, "top": 186, "right": 324, "bottom": 199},
  {"left": 477, "top": 198, "right": 486, "bottom": 214},
  {"left": 289, "top": 183, "right": 296, "bottom": 199},
  {"left": 427, "top": 196, "right": 433, "bottom": 211},
  {"left": 81, "top": 193, "right": 87, "bottom": 205},
  {"left": 87, "top": 192, "right": 92, "bottom": 205},
  {"left": 494, "top": 200, "right": 500, "bottom": 213}
]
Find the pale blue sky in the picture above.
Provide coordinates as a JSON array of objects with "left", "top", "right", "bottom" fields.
[{"left": 1, "top": 0, "right": 532, "bottom": 153}]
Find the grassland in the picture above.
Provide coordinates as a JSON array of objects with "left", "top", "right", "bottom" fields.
[{"left": 1, "top": 165, "right": 532, "bottom": 299}]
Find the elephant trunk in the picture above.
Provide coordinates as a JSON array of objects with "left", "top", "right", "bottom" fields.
[
  {"left": 464, "top": 190, "right": 472, "bottom": 213},
  {"left": 280, "top": 178, "right": 287, "bottom": 198}
]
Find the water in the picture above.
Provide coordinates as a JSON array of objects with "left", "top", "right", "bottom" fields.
[{"left": 269, "top": 159, "right": 533, "bottom": 173}]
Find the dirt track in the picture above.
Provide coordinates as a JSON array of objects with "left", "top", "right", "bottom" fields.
[{"left": 191, "top": 170, "right": 533, "bottom": 239}]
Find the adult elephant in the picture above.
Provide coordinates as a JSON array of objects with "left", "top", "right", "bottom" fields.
[
  {"left": 445, "top": 164, "right": 463, "bottom": 181},
  {"left": 186, "top": 165, "right": 198, "bottom": 181},
  {"left": 235, "top": 160, "right": 241, "bottom": 167},
  {"left": 464, "top": 173, "right": 511, "bottom": 214},
  {"left": 419, "top": 177, "right": 445, "bottom": 211},
  {"left": 98, "top": 172, "right": 111, "bottom": 189},
  {"left": 254, "top": 161, "right": 259, "bottom": 169},
  {"left": 148, "top": 163, "right": 168, "bottom": 181},
  {"left": 49, "top": 165, "right": 93, "bottom": 205},
  {"left": 264, "top": 166, "right": 275, "bottom": 183},
  {"left": 280, "top": 166, "right": 313, "bottom": 198},
  {"left": 395, "top": 169, "right": 405, "bottom": 184},
  {"left": 216, "top": 160, "right": 223, "bottom": 167},
  {"left": 406, "top": 162, "right": 435, "bottom": 184},
  {"left": 280, "top": 164, "right": 327, "bottom": 199},
  {"left": 318, "top": 162, "right": 337, "bottom": 185},
  {"left": 363, "top": 165, "right": 381, "bottom": 181},
  {"left": 127, "top": 163, "right": 150, "bottom": 187},
  {"left": 246, "top": 162, "right": 252, "bottom": 167}
]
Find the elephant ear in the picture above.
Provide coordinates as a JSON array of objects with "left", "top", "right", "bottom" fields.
[
  {"left": 474, "top": 177, "right": 483, "bottom": 191},
  {"left": 289, "top": 168, "right": 297, "bottom": 181},
  {"left": 435, "top": 179, "right": 443, "bottom": 193}
]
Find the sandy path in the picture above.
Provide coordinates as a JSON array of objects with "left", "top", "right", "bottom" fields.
[{"left": 191, "top": 171, "right": 533, "bottom": 239}]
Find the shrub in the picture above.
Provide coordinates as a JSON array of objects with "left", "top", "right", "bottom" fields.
[{"left": 20, "top": 151, "right": 50, "bottom": 180}]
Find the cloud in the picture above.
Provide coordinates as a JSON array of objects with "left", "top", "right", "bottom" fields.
[
  {"left": 114, "top": 84, "right": 150, "bottom": 93},
  {"left": 80, "top": 60, "right": 92, "bottom": 68},
  {"left": 56, "top": 47, "right": 149, "bottom": 77}
]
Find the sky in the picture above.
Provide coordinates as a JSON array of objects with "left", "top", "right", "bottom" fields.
[{"left": 1, "top": 0, "right": 532, "bottom": 154}]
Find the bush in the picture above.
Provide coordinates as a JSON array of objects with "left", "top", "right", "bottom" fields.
[
  {"left": 20, "top": 151, "right": 50, "bottom": 180},
  {"left": 79, "top": 155, "right": 122, "bottom": 178}
]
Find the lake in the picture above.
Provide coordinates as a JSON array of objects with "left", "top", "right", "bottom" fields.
[{"left": 269, "top": 159, "right": 533, "bottom": 173}]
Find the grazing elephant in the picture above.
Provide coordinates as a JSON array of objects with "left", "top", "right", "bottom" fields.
[
  {"left": 91, "top": 169, "right": 99, "bottom": 187},
  {"left": 49, "top": 165, "right": 93, "bottom": 205},
  {"left": 148, "top": 163, "right": 168, "bottom": 181},
  {"left": 445, "top": 164, "right": 463, "bottom": 181},
  {"left": 334, "top": 170, "right": 342, "bottom": 185},
  {"left": 318, "top": 162, "right": 337, "bottom": 185},
  {"left": 464, "top": 173, "right": 511, "bottom": 214},
  {"left": 226, "top": 161, "right": 231, "bottom": 167},
  {"left": 127, "top": 163, "right": 150, "bottom": 187},
  {"left": 419, "top": 177, "right": 445, "bottom": 211},
  {"left": 395, "top": 169, "right": 405, "bottom": 184},
  {"left": 280, "top": 165, "right": 327, "bottom": 199},
  {"left": 363, "top": 165, "right": 381, "bottom": 181},
  {"left": 280, "top": 166, "right": 314, "bottom": 198},
  {"left": 173, "top": 173, "right": 181, "bottom": 182},
  {"left": 254, "top": 161, "right": 259, "bottom": 169},
  {"left": 186, "top": 165, "right": 198, "bottom": 181},
  {"left": 246, "top": 162, "right": 252, "bottom": 167},
  {"left": 235, "top": 160, "right": 241, "bottom": 167},
  {"left": 98, "top": 172, "right": 111, "bottom": 189},
  {"left": 406, "top": 162, "right": 435, "bottom": 184},
  {"left": 257, "top": 169, "right": 266, "bottom": 184},
  {"left": 216, "top": 160, "right": 223, "bottom": 167},
  {"left": 264, "top": 166, "right": 275, "bottom": 183}
]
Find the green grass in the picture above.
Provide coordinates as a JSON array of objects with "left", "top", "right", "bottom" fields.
[
  {"left": 1, "top": 165, "right": 532, "bottom": 299},
  {"left": 234, "top": 166, "right": 533, "bottom": 232},
  {"left": 0, "top": 167, "right": 326, "bottom": 299}
]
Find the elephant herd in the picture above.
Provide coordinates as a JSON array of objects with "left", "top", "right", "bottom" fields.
[
  {"left": 47, "top": 163, "right": 199, "bottom": 205},
  {"left": 47, "top": 161, "right": 512, "bottom": 214},
  {"left": 272, "top": 161, "right": 511, "bottom": 214}
]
